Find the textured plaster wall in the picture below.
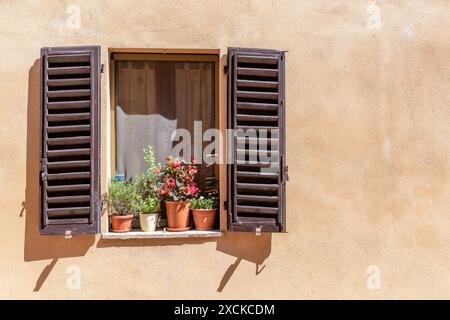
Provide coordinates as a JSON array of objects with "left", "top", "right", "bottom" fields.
[{"left": 1, "top": 0, "right": 450, "bottom": 299}]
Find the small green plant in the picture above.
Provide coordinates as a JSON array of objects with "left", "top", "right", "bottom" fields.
[
  {"left": 143, "top": 145, "right": 156, "bottom": 170},
  {"left": 131, "top": 145, "right": 162, "bottom": 215},
  {"left": 107, "top": 180, "right": 137, "bottom": 216},
  {"left": 134, "top": 145, "right": 161, "bottom": 199},
  {"left": 134, "top": 195, "right": 161, "bottom": 214},
  {"left": 190, "top": 195, "right": 218, "bottom": 210}
]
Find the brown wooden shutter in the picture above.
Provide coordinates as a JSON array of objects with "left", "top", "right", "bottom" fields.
[
  {"left": 40, "top": 46, "right": 101, "bottom": 235},
  {"left": 227, "top": 47, "right": 287, "bottom": 232}
]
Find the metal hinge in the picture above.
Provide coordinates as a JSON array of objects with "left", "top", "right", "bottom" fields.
[
  {"left": 40, "top": 158, "right": 47, "bottom": 181},
  {"left": 224, "top": 201, "right": 228, "bottom": 210},
  {"left": 281, "top": 155, "right": 289, "bottom": 182},
  {"left": 224, "top": 65, "right": 228, "bottom": 74},
  {"left": 284, "top": 165, "right": 289, "bottom": 181},
  {"left": 101, "top": 64, "right": 104, "bottom": 73}
]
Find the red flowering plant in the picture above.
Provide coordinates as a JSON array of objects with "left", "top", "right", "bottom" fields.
[{"left": 157, "top": 156, "right": 199, "bottom": 201}]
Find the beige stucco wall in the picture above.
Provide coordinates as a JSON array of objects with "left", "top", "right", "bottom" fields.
[{"left": 1, "top": 0, "right": 450, "bottom": 299}]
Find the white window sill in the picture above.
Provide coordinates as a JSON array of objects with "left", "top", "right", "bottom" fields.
[{"left": 101, "top": 229, "right": 223, "bottom": 239}]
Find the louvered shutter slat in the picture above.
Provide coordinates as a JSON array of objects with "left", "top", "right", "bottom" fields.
[
  {"left": 47, "top": 53, "right": 91, "bottom": 63},
  {"left": 47, "top": 101, "right": 91, "bottom": 110},
  {"left": 47, "top": 207, "right": 91, "bottom": 219},
  {"left": 47, "top": 136, "right": 91, "bottom": 146},
  {"left": 47, "top": 148, "right": 91, "bottom": 158},
  {"left": 47, "top": 89, "right": 91, "bottom": 98},
  {"left": 47, "top": 124, "right": 91, "bottom": 134},
  {"left": 237, "top": 67, "right": 278, "bottom": 77},
  {"left": 236, "top": 114, "right": 278, "bottom": 122},
  {"left": 46, "top": 184, "right": 91, "bottom": 192},
  {"left": 236, "top": 80, "right": 278, "bottom": 89},
  {"left": 47, "top": 195, "right": 91, "bottom": 204},
  {"left": 47, "top": 172, "right": 91, "bottom": 181},
  {"left": 47, "top": 66, "right": 91, "bottom": 76},
  {"left": 40, "top": 46, "right": 101, "bottom": 235},
  {"left": 236, "top": 183, "right": 279, "bottom": 192},
  {"left": 227, "top": 47, "right": 287, "bottom": 233},
  {"left": 237, "top": 102, "right": 279, "bottom": 112},
  {"left": 47, "top": 78, "right": 91, "bottom": 87},
  {"left": 47, "top": 113, "right": 91, "bottom": 122}
]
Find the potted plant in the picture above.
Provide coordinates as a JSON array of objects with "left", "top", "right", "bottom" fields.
[
  {"left": 133, "top": 145, "right": 162, "bottom": 232},
  {"left": 133, "top": 145, "right": 160, "bottom": 198},
  {"left": 107, "top": 179, "right": 136, "bottom": 232},
  {"left": 190, "top": 194, "right": 218, "bottom": 231},
  {"left": 135, "top": 195, "right": 160, "bottom": 232},
  {"left": 158, "top": 156, "right": 198, "bottom": 232}
]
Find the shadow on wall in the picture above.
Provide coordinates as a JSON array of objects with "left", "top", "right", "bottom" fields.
[
  {"left": 23, "top": 59, "right": 95, "bottom": 291},
  {"left": 215, "top": 232, "right": 271, "bottom": 292},
  {"left": 213, "top": 54, "right": 272, "bottom": 292}
]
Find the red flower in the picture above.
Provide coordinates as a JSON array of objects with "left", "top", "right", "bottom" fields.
[
  {"left": 166, "top": 178, "right": 175, "bottom": 188},
  {"left": 165, "top": 155, "right": 172, "bottom": 161},
  {"left": 191, "top": 156, "right": 198, "bottom": 164},
  {"left": 186, "top": 184, "right": 198, "bottom": 195},
  {"left": 161, "top": 188, "right": 168, "bottom": 196},
  {"left": 173, "top": 161, "right": 182, "bottom": 168}
]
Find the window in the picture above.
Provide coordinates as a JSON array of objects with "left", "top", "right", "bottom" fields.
[
  {"left": 111, "top": 52, "right": 219, "bottom": 193},
  {"left": 39, "top": 46, "right": 287, "bottom": 236}
]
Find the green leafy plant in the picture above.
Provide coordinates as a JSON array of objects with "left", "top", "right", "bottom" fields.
[
  {"left": 134, "top": 195, "right": 161, "bottom": 214},
  {"left": 131, "top": 145, "right": 163, "bottom": 215},
  {"left": 107, "top": 180, "right": 137, "bottom": 216},
  {"left": 158, "top": 156, "right": 199, "bottom": 201},
  {"left": 134, "top": 145, "right": 161, "bottom": 200},
  {"left": 143, "top": 145, "right": 157, "bottom": 170},
  {"left": 190, "top": 195, "right": 218, "bottom": 210}
]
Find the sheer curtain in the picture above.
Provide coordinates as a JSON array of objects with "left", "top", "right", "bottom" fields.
[
  {"left": 174, "top": 62, "right": 214, "bottom": 187},
  {"left": 116, "top": 60, "right": 215, "bottom": 190}
]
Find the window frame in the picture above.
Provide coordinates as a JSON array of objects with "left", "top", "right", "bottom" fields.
[{"left": 107, "top": 48, "right": 224, "bottom": 232}]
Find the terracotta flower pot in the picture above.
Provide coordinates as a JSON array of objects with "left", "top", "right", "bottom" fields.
[
  {"left": 110, "top": 214, "right": 133, "bottom": 233},
  {"left": 165, "top": 200, "right": 190, "bottom": 231},
  {"left": 192, "top": 209, "right": 216, "bottom": 231}
]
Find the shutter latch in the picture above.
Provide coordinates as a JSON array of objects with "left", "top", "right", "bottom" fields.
[
  {"left": 224, "top": 65, "right": 228, "bottom": 74},
  {"left": 100, "top": 64, "right": 104, "bottom": 73},
  {"left": 255, "top": 226, "right": 262, "bottom": 236}
]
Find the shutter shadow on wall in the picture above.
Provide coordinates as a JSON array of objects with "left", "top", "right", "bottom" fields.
[
  {"left": 40, "top": 46, "right": 101, "bottom": 235},
  {"left": 227, "top": 47, "right": 287, "bottom": 233}
]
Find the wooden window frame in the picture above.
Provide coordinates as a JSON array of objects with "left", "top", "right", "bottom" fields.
[{"left": 107, "top": 48, "right": 225, "bottom": 232}]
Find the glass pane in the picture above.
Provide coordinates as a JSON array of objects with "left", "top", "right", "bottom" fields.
[{"left": 115, "top": 59, "right": 216, "bottom": 192}]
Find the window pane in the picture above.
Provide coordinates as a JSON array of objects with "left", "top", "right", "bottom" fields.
[{"left": 115, "top": 60, "right": 216, "bottom": 191}]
